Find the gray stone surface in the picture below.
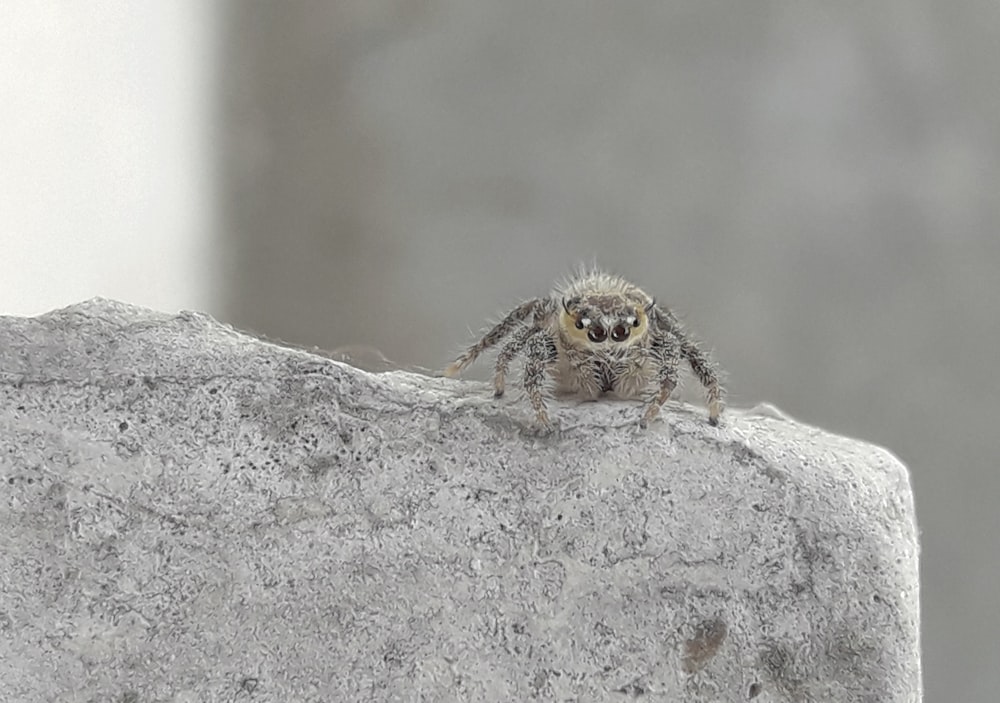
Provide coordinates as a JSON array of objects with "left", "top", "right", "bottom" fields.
[{"left": 0, "top": 299, "right": 921, "bottom": 702}]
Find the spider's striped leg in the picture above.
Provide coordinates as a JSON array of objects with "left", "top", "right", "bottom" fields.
[
  {"left": 522, "top": 331, "right": 559, "bottom": 431},
  {"left": 640, "top": 338, "right": 681, "bottom": 429},
  {"left": 444, "top": 298, "right": 543, "bottom": 377},
  {"left": 493, "top": 325, "right": 540, "bottom": 397},
  {"left": 680, "top": 337, "right": 724, "bottom": 425}
]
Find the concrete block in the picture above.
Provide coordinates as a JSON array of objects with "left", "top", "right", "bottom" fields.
[{"left": 0, "top": 300, "right": 921, "bottom": 701}]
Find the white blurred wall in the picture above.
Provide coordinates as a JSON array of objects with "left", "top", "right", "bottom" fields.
[{"left": 0, "top": 2, "right": 216, "bottom": 316}]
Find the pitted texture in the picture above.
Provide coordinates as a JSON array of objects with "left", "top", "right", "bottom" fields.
[{"left": 0, "top": 299, "right": 921, "bottom": 702}]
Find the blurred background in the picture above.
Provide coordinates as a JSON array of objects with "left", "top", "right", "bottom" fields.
[{"left": 2, "top": 2, "right": 997, "bottom": 700}]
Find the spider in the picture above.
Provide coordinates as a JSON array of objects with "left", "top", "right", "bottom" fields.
[{"left": 443, "top": 269, "right": 724, "bottom": 431}]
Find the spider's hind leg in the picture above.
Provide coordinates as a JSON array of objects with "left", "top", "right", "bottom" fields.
[{"left": 444, "top": 298, "right": 544, "bottom": 377}]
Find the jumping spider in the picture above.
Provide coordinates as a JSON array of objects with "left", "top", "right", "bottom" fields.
[{"left": 444, "top": 269, "right": 724, "bottom": 431}]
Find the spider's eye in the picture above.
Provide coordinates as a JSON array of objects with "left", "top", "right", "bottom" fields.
[
  {"left": 611, "top": 324, "right": 630, "bottom": 342},
  {"left": 588, "top": 326, "right": 607, "bottom": 343},
  {"left": 630, "top": 314, "right": 640, "bottom": 328},
  {"left": 574, "top": 318, "right": 585, "bottom": 330}
]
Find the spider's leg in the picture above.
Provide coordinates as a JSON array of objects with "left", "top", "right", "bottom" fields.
[
  {"left": 647, "top": 304, "right": 724, "bottom": 426},
  {"left": 679, "top": 336, "right": 724, "bottom": 426},
  {"left": 444, "top": 298, "right": 543, "bottom": 377},
  {"left": 522, "top": 331, "right": 559, "bottom": 431},
  {"left": 493, "top": 325, "right": 540, "bottom": 397},
  {"left": 640, "top": 334, "right": 681, "bottom": 429}
]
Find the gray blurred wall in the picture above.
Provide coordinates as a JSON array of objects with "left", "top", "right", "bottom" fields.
[{"left": 217, "top": 3, "right": 1000, "bottom": 700}]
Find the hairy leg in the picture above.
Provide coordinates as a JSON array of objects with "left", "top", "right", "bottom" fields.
[
  {"left": 679, "top": 336, "right": 724, "bottom": 425},
  {"left": 522, "top": 332, "right": 559, "bottom": 431},
  {"left": 444, "top": 298, "right": 544, "bottom": 377},
  {"left": 493, "top": 325, "right": 540, "bottom": 397},
  {"left": 648, "top": 305, "right": 724, "bottom": 426},
  {"left": 641, "top": 338, "right": 681, "bottom": 429}
]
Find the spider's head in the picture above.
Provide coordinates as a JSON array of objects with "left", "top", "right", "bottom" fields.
[{"left": 559, "top": 293, "right": 651, "bottom": 349}]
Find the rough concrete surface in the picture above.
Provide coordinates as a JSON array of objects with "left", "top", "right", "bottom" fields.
[{"left": 0, "top": 300, "right": 921, "bottom": 702}]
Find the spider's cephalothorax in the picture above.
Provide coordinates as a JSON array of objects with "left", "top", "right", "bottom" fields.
[{"left": 444, "top": 270, "right": 724, "bottom": 431}]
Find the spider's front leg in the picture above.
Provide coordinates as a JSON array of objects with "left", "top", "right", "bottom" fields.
[
  {"left": 444, "top": 298, "right": 544, "bottom": 377},
  {"left": 640, "top": 339, "right": 681, "bottom": 429},
  {"left": 522, "top": 331, "right": 559, "bottom": 432},
  {"left": 678, "top": 337, "right": 724, "bottom": 426},
  {"left": 645, "top": 304, "right": 724, "bottom": 426},
  {"left": 493, "top": 325, "right": 540, "bottom": 397}
]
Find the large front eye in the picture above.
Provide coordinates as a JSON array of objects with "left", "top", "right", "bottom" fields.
[
  {"left": 611, "top": 324, "right": 630, "bottom": 342},
  {"left": 588, "top": 326, "right": 607, "bottom": 343}
]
